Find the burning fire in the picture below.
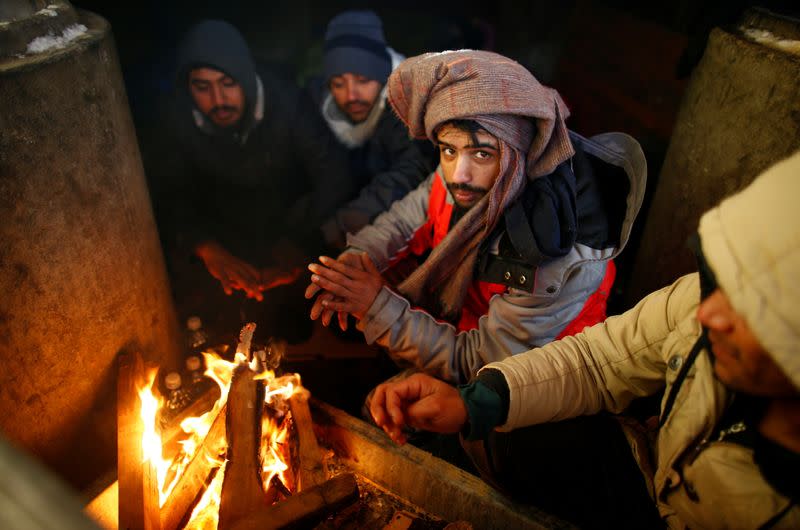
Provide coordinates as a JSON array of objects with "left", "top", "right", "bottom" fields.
[{"left": 136, "top": 336, "right": 303, "bottom": 528}]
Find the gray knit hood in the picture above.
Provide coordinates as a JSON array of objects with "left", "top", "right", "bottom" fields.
[{"left": 175, "top": 19, "right": 262, "bottom": 140}]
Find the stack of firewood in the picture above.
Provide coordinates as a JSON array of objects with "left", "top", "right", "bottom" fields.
[{"left": 117, "top": 347, "right": 358, "bottom": 530}]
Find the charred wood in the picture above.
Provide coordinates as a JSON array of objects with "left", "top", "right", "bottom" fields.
[
  {"left": 229, "top": 473, "right": 359, "bottom": 530},
  {"left": 218, "top": 365, "right": 275, "bottom": 529}
]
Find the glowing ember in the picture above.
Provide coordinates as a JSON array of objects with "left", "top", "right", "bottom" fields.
[{"left": 137, "top": 326, "right": 303, "bottom": 528}]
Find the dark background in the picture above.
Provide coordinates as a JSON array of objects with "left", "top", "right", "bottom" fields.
[{"left": 69, "top": 0, "right": 799, "bottom": 313}]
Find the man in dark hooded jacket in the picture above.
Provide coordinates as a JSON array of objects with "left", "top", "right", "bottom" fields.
[
  {"left": 144, "top": 19, "right": 353, "bottom": 340},
  {"left": 307, "top": 10, "right": 436, "bottom": 249}
]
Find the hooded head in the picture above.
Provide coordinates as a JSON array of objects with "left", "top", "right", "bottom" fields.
[
  {"left": 176, "top": 20, "right": 259, "bottom": 136},
  {"left": 323, "top": 10, "right": 392, "bottom": 85},
  {"left": 387, "top": 50, "right": 574, "bottom": 320},
  {"left": 698, "top": 150, "right": 800, "bottom": 391}
]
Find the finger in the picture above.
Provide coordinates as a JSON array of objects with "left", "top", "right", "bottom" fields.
[
  {"left": 322, "top": 302, "right": 339, "bottom": 322},
  {"left": 317, "top": 256, "right": 369, "bottom": 280},
  {"left": 309, "top": 263, "right": 359, "bottom": 290},
  {"left": 392, "top": 432, "right": 408, "bottom": 445},
  {"left": 320, "top": 297, "right": 358, "bottom": 314},
  {"left": 369, "top": 385, "right": 388, "bottom": 428},
  {"left": 321, "top": 307, "right": 338, "bottom": 327},
  {"left": 235, "top": 281, "right": 262, "bottom": 301},
  {"left": 310, "top": 294, "right": 331, "bottom": 320},
  {"left": 310, "top": 291, "right": 336, "bottom": 319},
  {"left": 218, "top": 276, "right": 234, "bottom": 295},
  {"left": 305, "top": 281, "right": 322, "bottom": 299},
  {"left": 382, "top": 386, "right": 407, "bottom": 428},
  {"left": 338, "top": 311, "right": 348, "bottom": 331},
  {"left": 230, "top": 274, "right": 262, "bottom": 300},
  {"left": 310, "top": 272, "right": 354, "bottom": 299},
  {"left": 245, "top": 284, "right": 264, "bottom": 301}
]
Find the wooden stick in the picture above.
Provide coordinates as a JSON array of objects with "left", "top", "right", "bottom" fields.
[
  {"left": 160, "top": 384, "right": 222, "bottom": 450},
  {"left": 237, "top": 322, "right": 257, "bottom": 360},
  {"left": 218, "top": 364, "right": 274, "bottom": 529},
  {"left": 288, "top": 392, "right": 327, "bottom": 491},
  {"left": 228, "top": 473, "right": 359, "bottom": 530},
  {"left": 117, "top": 351, "right": 161, "bottom": 530},
  {"left": 160, "top": 404, "right": 228, "bottom": 530}
]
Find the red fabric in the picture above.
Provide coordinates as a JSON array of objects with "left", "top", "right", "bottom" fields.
[
  {"left": 407, "top": 174, "right": 508, "bottom": 332},
  {"left": 456, "top": 281, "right": 507, "bottom": 331},
  {"left": 555, "top": 259, "right": 616, "bottom": 339},
  {"left": 391, "top": 172, "right": 615, "bottom": 336}
]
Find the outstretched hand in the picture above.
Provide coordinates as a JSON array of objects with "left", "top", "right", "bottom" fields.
[
  {"left": 305, "top": 252, "right": 384, "bottom": 328},
  {"left": 369, "top": 373, "right": 468, "bottom": 445},
  {"left": 196, "top": 241, "right": 265, "bottom": 300},
  {"left": 260, "top": 266, "right": 302, "bottom": 290}
]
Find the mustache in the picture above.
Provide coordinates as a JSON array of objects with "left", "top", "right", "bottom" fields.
[
  {"left": 344, "top": 100, "right": 371, "bottom": 111},
  {"left": 210, "top": 105, "right": 238, "bottom": 116},
  {"left": 447, "top": 182, "right": 489, "bottom": 195}
]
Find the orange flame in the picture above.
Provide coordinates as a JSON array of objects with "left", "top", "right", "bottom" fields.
[{"left": 138, "top": 343, "right": 303, "bottom": 527}]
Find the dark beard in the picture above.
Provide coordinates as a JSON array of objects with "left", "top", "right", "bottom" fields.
[
  {"left": 449, "top": 202, "right": 471, "bottom": 228},
  {"left": 446, "top": 182, "right": 488, "bottom": 195}
]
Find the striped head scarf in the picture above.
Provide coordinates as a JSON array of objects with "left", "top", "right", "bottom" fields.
[{"left": 387, "top": 50, "right": 574, "bottom": 321}]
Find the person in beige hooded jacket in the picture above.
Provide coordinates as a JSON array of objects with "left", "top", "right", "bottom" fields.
[{"left": 369, "top": 150, "right": 800, "bottom": 529}]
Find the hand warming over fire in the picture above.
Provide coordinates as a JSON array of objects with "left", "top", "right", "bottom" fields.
[
  {"left": 306, "top": 252, "right": 385, "bottom": 325},
  {"left": 369, "top": 373, "right": 468, "bottom": 445},
  {"left": 196, "top": 241, "right": 265, "bottom": 300},
  {"left": 260, "top": 266, "right": 302, "bottom": 290}
]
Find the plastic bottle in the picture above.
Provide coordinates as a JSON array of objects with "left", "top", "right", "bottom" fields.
[
  {"left": 163, "top": 372, "right": 192, "bottom": 418},
  {"left": 186, "top": 316, "right": 208, "bottom": 355},
  {"left": 185, "top": 355, "right": 212, "bottom": 398}
]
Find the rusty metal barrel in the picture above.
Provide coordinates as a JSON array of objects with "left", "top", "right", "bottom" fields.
[
  {"left": 626, "top": 8, "right": 800, "bottom": 305},
  {"left": 0, "top": 0, "right": 181, "bottom": 487}
]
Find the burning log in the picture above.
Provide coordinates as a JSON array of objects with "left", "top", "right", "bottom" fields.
[
  {"left": 218, "top": 364, "right": 275, "bottom": 529},
  {"left": 288, "top": 391, "right": 327, "bottom": 491},
  {"left": 160, "top": 404, "right": 228, "bottom": 530},
  {"left": 117, "top": 351, "right": 161, "bottom": 530},
  {"left": 228, "top": 473, "right": 359, "bottom": 530},
  {"left": 160, "top": 384, "right": 222, "bottom": 451},
  {"left": 237, "top": 322, "right": 257, "bottom": 359}
]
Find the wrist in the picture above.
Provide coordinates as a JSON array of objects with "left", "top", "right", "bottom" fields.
[
  {"left": 195, "top": 240, "right": 221, "bottom": 259},
  {"left": 458, "top": 379, "right": 505, "bottom": 441}
]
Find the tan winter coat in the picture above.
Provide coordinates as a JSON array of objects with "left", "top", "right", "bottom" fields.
[{"left": 481, "top": 151, "right": 800, "bottom": 529}]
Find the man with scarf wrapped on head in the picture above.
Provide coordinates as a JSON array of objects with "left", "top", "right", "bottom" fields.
[
  {"left": 369, "top": 151, "right": 800, "bottom": 529},
  {"left": 306, "top": 50, "right": 647, "bottom": 385},
  {"left": 144, "top": 20, "right": 353, "bottom": 340}
]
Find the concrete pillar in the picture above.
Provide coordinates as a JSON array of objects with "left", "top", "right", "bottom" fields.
[
  {"left": 0, "top": 1, "right": 182, "bottom": 487},
  {"left": 626, "top": 9, "right": 800, "bottom": 306}
]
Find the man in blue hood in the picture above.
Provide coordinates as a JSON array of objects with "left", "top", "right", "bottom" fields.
[
  {"left": 307, "top": 10, "right": 436, "bottom": 249},
  {"left": 144, "top": 20, "right": 354, "bottom": 340}
]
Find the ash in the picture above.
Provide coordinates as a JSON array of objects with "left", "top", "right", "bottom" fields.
[{"left": 314, "top": 459, "right": 448, "bottom": 530}]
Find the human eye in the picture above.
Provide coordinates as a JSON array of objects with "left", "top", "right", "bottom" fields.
[
  {"left": 475, "top": 150, "right": 494, "bottom": 160},
  {"left": 221, "top": 77, "right": 237, "bottom": 87},
  {"left": 330, "top": 78, "right": 345, "bottom": 90},
  {"left": 191, "top": 80, "right": 209, "bottom": 92},
  {"left": 439, "top": 146, "right": 456, "bottom": 158}
]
